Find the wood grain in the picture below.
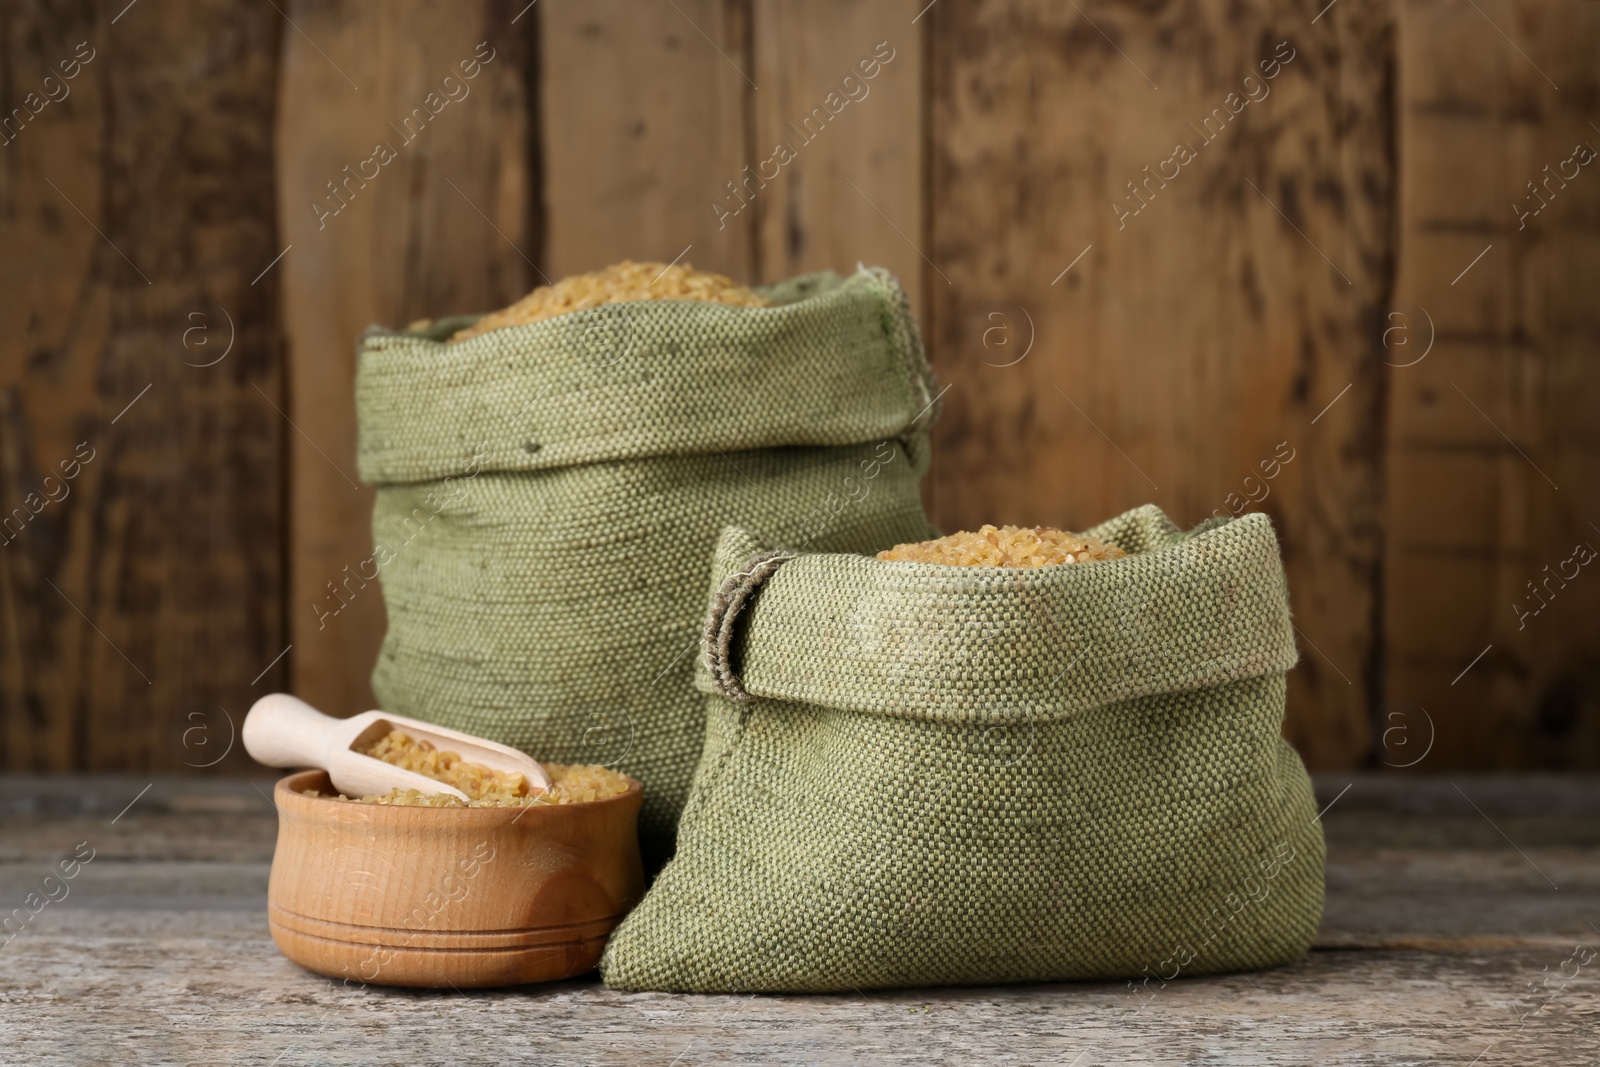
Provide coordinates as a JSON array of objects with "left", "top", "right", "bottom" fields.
[
  {"left": 266, "top": 770, "right": 643, "bottom": 988},
  {"left": 3, "top": 0, "right": 1597, "bottom": 773},
  {"left": 540, "top": 0, "right": 755, "bottom": 280},
  {"left": 275, "top": 0, "right": 538, "bottom": 717},
  {"left": 0, "top": 1, "right": 283, "bottom": 772},
  {"left": 1382, "top": 0, "right": 1600, "bottom": 768},
  {"left": 749, "top": 0, "right": 925, "bottom": 313},
  {"left": 2, "top": 773, "right": 1596, "bottom": 1063},
  {"left": 926, "top": 0, "right": 1395, "bottom": 768}
]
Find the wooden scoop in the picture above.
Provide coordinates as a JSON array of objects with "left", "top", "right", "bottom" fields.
[{"left": 243, "top": 693, "right": 552, "bottom": 802}]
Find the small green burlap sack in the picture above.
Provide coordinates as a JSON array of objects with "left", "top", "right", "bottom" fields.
[
  {"left": 600, "top": 506, "right": 1325, "bottom": 992},
  {"left": 354, "top": 268, "right": 939, "bottom": 856}
]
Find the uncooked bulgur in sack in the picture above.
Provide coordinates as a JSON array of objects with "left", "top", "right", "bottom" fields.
[
  {"left": 601, "top": 506, "right": 1324, "bottom": 992},
  {"left": 448, "top": 261, "right": 771, "bottom": 343},
  {"left": 355, "top": 265, "right": 939, "bottom": 861}
]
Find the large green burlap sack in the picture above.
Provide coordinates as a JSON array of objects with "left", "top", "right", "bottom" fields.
[
  {"left": 600, "top": 506, "right": 1325, "bottom": 992},
  {"left": 354, "top": 268, "right": 939, "bottom": 856}
]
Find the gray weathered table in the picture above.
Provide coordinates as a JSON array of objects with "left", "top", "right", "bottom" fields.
[{"left": 2, "top": 774, "right": 1596, "bottom": 1065}]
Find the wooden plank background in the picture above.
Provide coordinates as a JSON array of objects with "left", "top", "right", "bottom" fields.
[
  {"left": 276, "top": 0, "right": 538, "bottom": 720},
  {"left": 0, "top": 0, "right": 284, "bottom": 773},
  {"left": 1385, "top": 0, "right": 1600, "bottom": 767},
  {"left": 1, "top": 0, "right": 1595, "bottom": 773}
]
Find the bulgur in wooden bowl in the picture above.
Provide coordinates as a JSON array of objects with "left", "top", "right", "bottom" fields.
[{"left": 267, "top": 765, "right": 643, "bottom": 988}]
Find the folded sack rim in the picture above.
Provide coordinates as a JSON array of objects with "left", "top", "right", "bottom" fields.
[{"left": 697, "top": 506, "right": 1300, "bottom": 724}]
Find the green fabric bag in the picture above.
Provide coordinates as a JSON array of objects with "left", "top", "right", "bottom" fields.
[
  {"left": 600, "top": 506, "right": 1325, "bottom": 992},
  {"left": 354, "top": 268, "right": 940, "bottom": 856}
]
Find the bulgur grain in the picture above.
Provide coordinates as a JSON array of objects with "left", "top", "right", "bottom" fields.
[
  {"left": 876, "top": 525, "right": 1126, "bottom": 568},
  {"left": 302, "top": 729, "right": 631, "bottom": 807},
  {"left": 448, "top": 260, "right": 768, "bottom": 343}
]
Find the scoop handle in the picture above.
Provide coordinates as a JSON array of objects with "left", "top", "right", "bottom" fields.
[{"left": 243, "top": 693, "right": 342, "bottom": 770}]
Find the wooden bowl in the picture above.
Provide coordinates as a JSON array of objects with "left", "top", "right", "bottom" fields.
[{"left": 266, "top": 769, "right": 644, "bottom": 988}]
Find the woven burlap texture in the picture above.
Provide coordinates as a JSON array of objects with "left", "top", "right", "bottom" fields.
[
  {"left": 354, "top": 268, "right": 939, "bottom": 854},
  {"left": 600, "top": 506, "right": 1325, "bottom": 992}
]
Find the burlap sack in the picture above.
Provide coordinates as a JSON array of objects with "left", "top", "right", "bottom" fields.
[
  {"left": 600, "top": 506, "right": 1325, "bottom": 991},
  {"left": 354, "top": 268, "right": 939, "bottom": 856}
]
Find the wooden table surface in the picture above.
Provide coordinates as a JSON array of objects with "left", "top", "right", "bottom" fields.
[{"left": 1, "top": 773, "right": 1597, "bottom": 1066}]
